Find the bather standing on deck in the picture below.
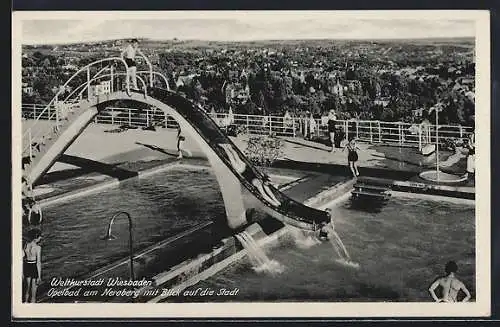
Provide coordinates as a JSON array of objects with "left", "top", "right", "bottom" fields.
[
  {"left": 176, "top": 125, "right": 185, "bottom": 159},
  {"left": 23, "top": 228, "right": 42, "bottom": 303},
  {"left": 327, "top": 110, "right": 337, "bottom": 152},
  {"left": 343, "top": 137, "right": 360, "bottom": 177}
]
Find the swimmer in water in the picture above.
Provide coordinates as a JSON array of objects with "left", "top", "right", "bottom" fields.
[
  {"left": 318, "top": 209, "right": 335, "bottom": 240},
  {"left": 429, "top": 261, "right": 471, "bottom": 303}
]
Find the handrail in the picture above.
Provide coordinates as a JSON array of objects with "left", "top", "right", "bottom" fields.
[
  {"left": 137, "top": 54, "right": 153, "bottom": 87},
  {"left": 62, "top": 65, "right": 111, "bottom": 103},
  {"left": 137, "top": 70, "right": 170, "bottom": 90},
  {"left": 22, "top": 72, "right": 148, "bottom": 154},
  {"left": 22, "top": 57, "right": 129, "bottom": 139}
]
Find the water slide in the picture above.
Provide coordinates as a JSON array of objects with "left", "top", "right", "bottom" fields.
[
  {"left": 147, "top": 87, "right": 330, "bottom": 230},
  {"left": 23, "top": 87, "right": 329, "bottom": 231}
]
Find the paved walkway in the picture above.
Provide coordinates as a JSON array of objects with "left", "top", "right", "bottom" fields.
[{"left": 22, "top": 122, "right": 470, "bottom": 185}]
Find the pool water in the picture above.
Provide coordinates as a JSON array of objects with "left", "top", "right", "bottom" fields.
[
  {"left": 177, "top": 194, "right": 475, "bottom": 302},
  {"left": 35, "top": 168, "right": 296, "bottom": 286},
  {"left": 38, "top": 169, "right": 225, "bottom": 282}
]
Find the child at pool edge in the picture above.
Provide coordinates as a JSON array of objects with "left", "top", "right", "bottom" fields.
[{"left": 428, "top": 260, "right": 471, "bottom": 303}]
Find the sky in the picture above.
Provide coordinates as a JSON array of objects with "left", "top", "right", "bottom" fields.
[{"left": 17, "top": 11, "right": 477, "bottom": 45}]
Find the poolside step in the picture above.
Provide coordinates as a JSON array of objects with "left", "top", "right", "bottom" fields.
[
  {"left": 354, "top": 183, "right": 390, "bottom": 192},
  {"left": 351, "top": 190, "right": 391, "bottom": 199}
]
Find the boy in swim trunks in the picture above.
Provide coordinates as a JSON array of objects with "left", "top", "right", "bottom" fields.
[
  {"left": 23, "top": 228, "right": 42, "bottom": 303},
  {"left": 429, "top": 261, "right": 471, "bottom": 302}
]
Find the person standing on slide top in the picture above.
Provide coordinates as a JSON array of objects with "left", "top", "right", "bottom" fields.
[{"left": 121, "top": 38, "right": 145, "bottom": 92}]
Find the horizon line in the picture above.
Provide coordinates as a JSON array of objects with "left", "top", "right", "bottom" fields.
[{"left": 22, "top": 35, "right": 476, "bottom": 47}]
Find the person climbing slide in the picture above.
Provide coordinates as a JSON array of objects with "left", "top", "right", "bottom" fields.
[{"left": 219, "top": 144, "right": 246, "bottom": 174}]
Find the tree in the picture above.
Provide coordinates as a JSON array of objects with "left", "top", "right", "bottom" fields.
[{"left": 257, "top": 90, "right": 267, "bottom": 113}]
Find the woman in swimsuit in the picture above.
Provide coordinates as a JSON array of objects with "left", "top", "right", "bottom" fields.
[
  {"left": 176, "top": 126, "right": 185, "bottom": 159},
  {"left": 23, "top": 228, "right": 42, "bottom": 303},
  {"left": 327, "top": 110, "right": 337, "bottom": 152},
  {"left": 343, "top": 137, "right": 360, "bottom": 177}
]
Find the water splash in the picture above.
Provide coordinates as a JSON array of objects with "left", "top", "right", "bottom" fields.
[
  {"left": 289, "top": 227, "right": 321, "bottom": 249},
  {"left": 236, "top": 231, "right": 284, "bottom": 274},
  {"left": 326, "top": 225, "right": 360, "bottom": 269}
]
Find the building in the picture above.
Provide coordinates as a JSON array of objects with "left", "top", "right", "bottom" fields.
[
  {"left": 89, "top": 81, "right": 112, "bottom": 96},
  {"left": 22, "top": 82, "right": 33, "bottom": 96}
]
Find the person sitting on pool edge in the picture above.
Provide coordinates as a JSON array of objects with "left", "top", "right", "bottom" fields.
[{"left": 428, "top": 260, "right": 471, "bottom": 303}]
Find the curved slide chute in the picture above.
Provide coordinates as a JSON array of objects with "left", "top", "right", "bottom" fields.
[
  {"left": 23, "top": 87, "right": 330, "bottom": 231},
  {"left": 146, "top": 87, "right": 330, "bottom": 231}
]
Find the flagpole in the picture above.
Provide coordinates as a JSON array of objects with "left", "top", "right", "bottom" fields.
[{"left": 435, "top": 106, "right": 440, "bottom": 182}]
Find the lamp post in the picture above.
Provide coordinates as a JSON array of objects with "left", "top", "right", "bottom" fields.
[
  {"left": 101, "top": 211, "right": 134, "bottom": 280},
  {"left": 435, "top": 105, "right": 440, "bottom": 182}
]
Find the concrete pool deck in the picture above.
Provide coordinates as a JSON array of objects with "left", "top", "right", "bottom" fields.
[
  {"left": 23, "top": 122, "right": 474, "bottom": 201},
  {"left": 26, "top": 122, "right": 465, "bottom": 174}
]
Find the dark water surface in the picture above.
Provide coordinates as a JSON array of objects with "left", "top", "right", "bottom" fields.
[{"left": 40, "top": 169, "right": 225, "bottom": 282}]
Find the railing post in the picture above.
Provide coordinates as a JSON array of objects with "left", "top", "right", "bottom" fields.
[
  {"left": 111, "top": 108, "right": 114, "bottom": 125},
  {"left": 28, "top": 129, "right": 32, "bottom": 160},
  {"left": 378, "top": 121, "right": 382, "bottom": 143},
  {"left": 369, "top": 121, "right": 373, "bottom": 143},
  {"left": 129, "top": 109, "right": 132, "bottom": 126},
  {"left": 398, "top": 123, "right": 402, "bottom": 145},
  {"left": 32, "top": 104, "right": 36, "bottom": 119},
  {"left": 292, "top": 118, "right": 296, "bottom": 137},
  {"left": 418, "top": 124, "right": 422, "bottom": 151},
  {"left": 55, "top": 96, "right": 59, "bottom": 124},
  {"left": 87, "top": 67, "right": 91, "bottom": 99},
  {"left": 110, "top": 65, "right": 114, "bottom": 93},
  {"left": 344, "top": 121, "right": 349, "bottom": 141},
  {"left": 246, "top": 115, "right": 249, "bottom": 133},
  {"left": 269, "top": 116, "right": 272, "bottom": 135},
  {"left": 356, "top": 120, "right": 359, "bottom": 139},
  {"left": 459, "top": 125, "right": 463, "bottom": 139},
  {"left": 146, "top": 109, "right": 149, "bottom": 126}
]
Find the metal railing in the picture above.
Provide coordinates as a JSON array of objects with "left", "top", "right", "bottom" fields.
[
  {"left": 21, "top": 59, "right": 165, "bottom": 157},
  {"left": 22, "top": 103, "right": 474, "bottom": 148},
  {"left": 22, "top": 57, "right": 131, "bottom": 155}
]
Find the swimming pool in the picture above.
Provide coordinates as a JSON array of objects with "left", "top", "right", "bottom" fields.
[
  {"left": 175, "top": 194, "right": 475, "bottom": 302},
  {"left": 38, "top": 168, "right": 225, "bottom": 282},
  {"left": 35, "top": 168, "right": 298, "bottom": 285}
]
